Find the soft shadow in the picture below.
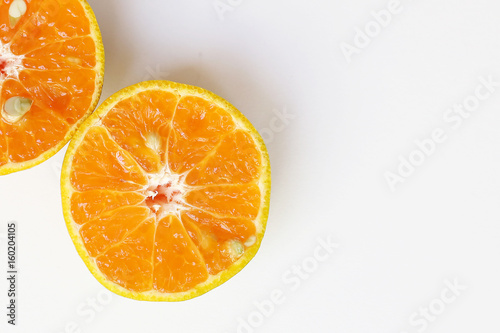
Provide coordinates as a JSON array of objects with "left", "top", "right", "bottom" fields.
[{"left": 86, "top": 0, "right": 136, "bottom": 100}]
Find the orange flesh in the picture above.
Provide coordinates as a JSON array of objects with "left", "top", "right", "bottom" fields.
[
  {"left": 69, "top": 90, "right": 264, "bottom": 293},
  {"left": 0, "top": 0, "right": 99, "bottom": 168}
]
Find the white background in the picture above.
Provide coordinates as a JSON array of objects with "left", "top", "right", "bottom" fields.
[{"left": 2, "top": 0, "right": 500, "bottom": 332}]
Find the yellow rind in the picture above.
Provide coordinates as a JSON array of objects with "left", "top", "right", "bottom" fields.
[
  {"left": 0, "top": 0, "right": 105, "bottom": 176},
  {"left": 61, "top": 80, "right": 272, "bottom": 302}
]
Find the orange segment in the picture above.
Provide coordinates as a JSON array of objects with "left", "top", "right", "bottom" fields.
[
  {"left": 168, "top": 95, "right": 236, "bottom": 173},
  {"left": 182, "top": 209, "right": 257, "bottom": 275},
  {"left": 61, "top": 81, "right": 271, "bottom": 301},
  {"left": 5, "top": 105, "right": 69, "bottom": 162},
  {"left": 96, "top": 219, "right": 156, "bottom": 292},
  {"left": 0, "top": 0, "right": 104, "bottom": 175},
  {"left": 2, "top": 77, "right": 31, "bottom": 101},
  {"left": 186, "top": 184, "right": 261, "bottom": 220},
  {"left": 19, "top": 68, "right": 97, "bottom": 124},
  {"left": 182, "top": 218, "right": 227, "bottom": 275},
  {"left": 79, "top": 206, "right": 150, "bottom": 257},
  {"left": 10, "top": 0, "right": 90, "bottom": 55},
  {"left": 23, "top": 36, "right": 97, "bottom": 70},
  {"left": 70, "top": 126, "right": 148, "bottom": 192},
  {"left": 153, "top": 215, "right": 208, "bottom": 293},
  {"left": 182, "top": 209, "right": 256, "bottom": 243},
  {"left": 70, "top": 190, "right": 146, "bottom": 225},
  {"left": 102, "top": 90, "right": 178, "bottom": 173},
  {"left": 186, "top": 130, "right": 262, "bottom": 186},
  {"left": 1, "top": 78, "right": 68, "bottom": 161}
]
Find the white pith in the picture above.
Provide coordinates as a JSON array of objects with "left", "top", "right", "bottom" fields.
[
  {"left": 0, "top": 42, "right": 24, "bottom": 80},
  {"left": 145, "top": 132, "right": 161, "bottom": 152},
  {"left": 145, "top": 169, "right": 187, "bottom": 219}
]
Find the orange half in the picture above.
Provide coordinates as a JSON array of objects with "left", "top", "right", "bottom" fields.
[
  {"left": 0, "top": 0, "right": 104, "bottom": 175},
  {"left": 61, "top": 81, "right": 271, "bottom": 301}
]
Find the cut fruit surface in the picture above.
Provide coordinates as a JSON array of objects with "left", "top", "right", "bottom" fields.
[
  {"left": 0, "top": 0, "right": 104, "bottom": 175},
  {"left": 61, "top": 81, "right": 271, "bottom": 301}
]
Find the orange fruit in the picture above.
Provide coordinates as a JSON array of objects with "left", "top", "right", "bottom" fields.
[
  {"left": 0, "top": 0, "right": 104, "bottom": 175},
  {"left": 61, "top": 81, "right": 271, "bottom": 301}
]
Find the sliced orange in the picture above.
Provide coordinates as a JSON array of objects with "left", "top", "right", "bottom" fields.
[
  {"left": 61, "top": 81, "right": 271, "bottom": 301},
  {"left": 0, "top": 0, "right": 104, "bottom": 175}
]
